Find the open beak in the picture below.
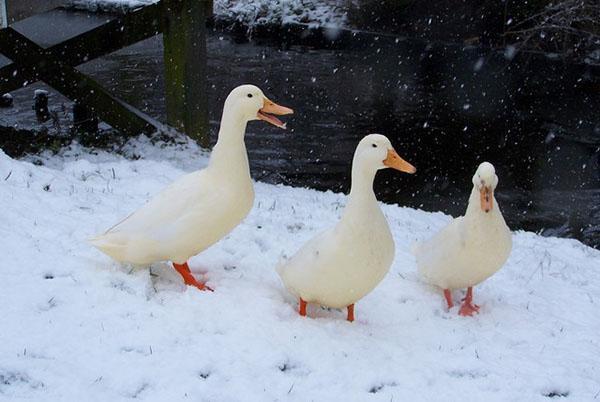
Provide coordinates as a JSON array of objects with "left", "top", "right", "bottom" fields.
[
  {"left": 257, "top": 97, "right": 293, "bottom": 129},
  {"left": 480, "top": 186, "right": 493, "bottom": 213},
  {"left": 383, "top": 149, "right": 416, "bottom": 174}
]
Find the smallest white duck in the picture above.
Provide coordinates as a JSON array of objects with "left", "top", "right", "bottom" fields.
[
  {"left": 277, "top": 134, "right": 416, "bottom": 322},
  {"left": 415, "top": 162, "right": 512, "bottom": 316}
]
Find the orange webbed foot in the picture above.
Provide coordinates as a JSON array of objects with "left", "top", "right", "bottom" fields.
[
  {"left": 172, "top": 262, "right": 213, "bottom": 292},
  {"left": 189, "top": 280, "right": 214, "bottom": 292},
  {"left": 458, "top": 301, "right": 480, "bottom": 316},
  {"left": 458, "top": 286, "right": 479, "bottom": 316}
]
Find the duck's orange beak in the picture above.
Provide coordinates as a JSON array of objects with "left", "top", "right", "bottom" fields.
[
  {"left": 480, "top": 186, "right": 493, "bottom": 212},
  {"left": 257, "top": 97, "right": 293, "bottom": 129},
  {"left": 383, "top": 149, "right": 416, "bottom": 174}
]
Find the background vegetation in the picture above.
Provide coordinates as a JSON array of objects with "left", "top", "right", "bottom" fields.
[{"left": 347, "top": 0, "right": 600, "bottom": 63}]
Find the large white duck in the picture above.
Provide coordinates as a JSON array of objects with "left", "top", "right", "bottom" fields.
[
  {"left": 277, "top": 134, "right": 416, "bottom": 322},
  {"left": 90, "top": 85, "right": 293, "bottom": 290},
  {"left": 415, "top": 162, "right": 512, "bottom": 316}
]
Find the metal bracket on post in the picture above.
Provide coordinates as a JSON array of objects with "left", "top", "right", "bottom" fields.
[{"left": 0, "top": 0, "right": 8, "bottom": 29}]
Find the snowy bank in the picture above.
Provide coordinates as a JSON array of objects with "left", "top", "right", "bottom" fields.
[
  {"left": 67, "top": 0, "right": 158, "bottom": 13},
  {"left": 66, "top": 0, "right": 348, "bottom": 27},
  {"left": 1, "top": 137, "right": 599, "bottom": 401},
  {"left": 214, "top": 0, "right": 347, "bottom": 27}
]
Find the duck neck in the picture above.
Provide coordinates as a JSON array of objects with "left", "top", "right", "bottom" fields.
[
  {"left": 208, "top": 113, "right": 250, "bottom": 178},
  {"left": 465, "top": 186, "right": 499, "bottom": 222},
  {"left": 347, "top": 163, "right": 378, "bottom": 211}
]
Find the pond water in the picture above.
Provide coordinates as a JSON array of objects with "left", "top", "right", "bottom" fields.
[{"left": 3, "top": 27, "right": 600, "bottom": 247}]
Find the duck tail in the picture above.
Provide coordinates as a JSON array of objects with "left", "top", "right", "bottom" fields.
[
  {"left": 88, "top": 233, "right": 124, "bottom": 255},
  {"left": 88, "top": 234, "right": 105, "bottom": 248}
]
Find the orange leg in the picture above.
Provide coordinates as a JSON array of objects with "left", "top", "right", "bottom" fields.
[
  {"left": 347, "top": 304, "right": 355, "bottom": 322},
  {"left": 299, "top": 298, "right": 307, "bottom": 317},
  {"left": 443, "top": 289, "right": 453, "bottom": 309},
  {"left": 459, "top": 286, "right": 480, "bottom": 316},
  {"left": 172, "top": 262, "right": 213, "bottom": 291}
]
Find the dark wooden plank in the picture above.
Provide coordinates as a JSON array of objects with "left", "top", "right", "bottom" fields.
[
  {"left": 0, "top": 3, "right": 162, "bottom": 94},
  {"left": 1, "top": 0, "right": 7, "bottom": 28},
  {"left": 11, "top": 8, "right": 113, "bottom": 48},
  {"left": 0, "top": 27, "right": 161, "bottom": 135},
  {"left": 162, "top": 0, "right": 209, "bottom": 146},
  {"left": 5, "top": 0, "right": 65, "bottom": 24}
]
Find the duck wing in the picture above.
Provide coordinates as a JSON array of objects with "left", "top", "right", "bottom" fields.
[
  {"left": 105, "top": 169, "right": 215, "bottom": 235},
  {"left": 415, "top": 216, "right": 467, "bottom": 280}
]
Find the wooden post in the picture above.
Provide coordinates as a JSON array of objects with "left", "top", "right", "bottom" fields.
[
  {"left": 162, "top": 0, "right": 209, "bottom": 147},
  {"left": 205, "top": 0, "right": 213, "bottom": 18}
]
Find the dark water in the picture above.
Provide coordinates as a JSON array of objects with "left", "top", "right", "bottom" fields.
[{"left": 3, "top": 29, "right": 600, "bottom": 247}]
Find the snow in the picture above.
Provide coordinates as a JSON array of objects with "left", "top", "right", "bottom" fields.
[
  {"left": 66, "top": 0, "right": 348, "bottom": 27},
  {"left": 1, "top": 135, "right": 599, "bottom": 401},
  {"left": 214, "top": 0, "right": 347, "bottom": 27},
  {"left": 33, "top": 89, "right": 48, "bottom": 99},
  {"left": 67, "top": 0, "right": 158, "bottom": 11}
]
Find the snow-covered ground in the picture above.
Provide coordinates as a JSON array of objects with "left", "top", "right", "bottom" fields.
[
  {"left": 67, "top": 0, "right": 348, "bottom": 27},
  {"left": 1, "top": 136, "right": 599, "bottom": 401}
]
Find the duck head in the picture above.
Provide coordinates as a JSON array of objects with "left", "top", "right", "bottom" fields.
[
  {"left": 472, "top": 162, "right": 498, "bottom": 213},
  {"left": 223, "top": 84, "right": 293, "bottom": 129},
  {"left": 354, "top": 134, "right": 416, "bottom": 174}
]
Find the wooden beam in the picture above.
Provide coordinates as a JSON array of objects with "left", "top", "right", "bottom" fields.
[
  {"left": 0, "top": 27, "right": 161, "bottom": 135},
  {"left": 162, "top": 0, "right": 209, "bottom": 146},
  {"left": 0, "top": 3, "right": 162, "bottom": 94}
]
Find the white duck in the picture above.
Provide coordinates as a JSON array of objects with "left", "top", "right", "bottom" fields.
[
  {"left": 415, "top": 162, "right": 512, "bottom": 316},
  {"left": 90, "top": 84, "right": 293, "bottom": 290},
  {"left": 277, "top": 134, "right": 416, "bottom": 321}
]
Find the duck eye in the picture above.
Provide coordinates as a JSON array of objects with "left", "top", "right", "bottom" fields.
[
  {"left": 247, "top": 94, "right": 253, "bottom": 98},
  {"left": 371, "top": 143, "right": 377, "bottom": 148}
]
